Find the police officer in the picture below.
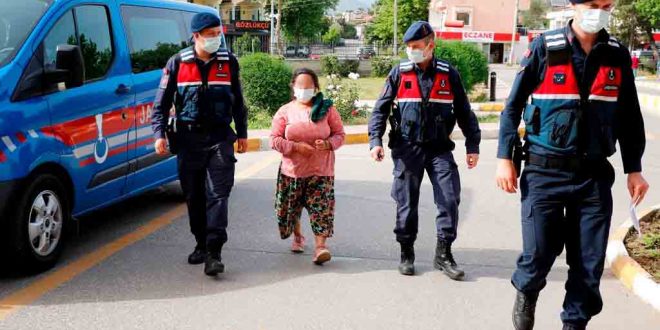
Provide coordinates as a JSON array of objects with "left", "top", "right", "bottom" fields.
[
  {"left": 152, "top": 12, "right": 248, "bottom": 277},
  {"left": 495, "top": 1, "right": 650, "bottom": 329},
  {"left": 369, "top": 21, "right": 481, "bottom": 279}
]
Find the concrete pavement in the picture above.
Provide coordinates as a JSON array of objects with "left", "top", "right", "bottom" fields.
[{"left": 1, "top": 116, "right": 659, "bottom": 329}]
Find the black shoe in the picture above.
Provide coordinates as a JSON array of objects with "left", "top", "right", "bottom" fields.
[
  {"left": 562, "top": 324, "right": 585, "bottom": 330},
  {"left": 187, "top": 248, "right": 206, "bottom": 265},
  {"left": 434, "top": 240, "right": 465, "bottom": 280},
  {"left": 204, "top": 253, "right": 225, "bottom": 276},
  {"left": 512, "top": 291, "right": 539, "bottom": 330},
  {"left": 398, "top": 244, "right": 415, "bottom": 276}
]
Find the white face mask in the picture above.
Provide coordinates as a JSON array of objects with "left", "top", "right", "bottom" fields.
[
  {"left": 294, "top": 88, "right": 316, "bottom": 103},
  {"left": 201, "top": 36, "right": 221, "bottom": 53},
  {"left": 406, "top": 45, "right": 430, "bottom": 64},
  {"left": 578, "top": 9, "right": 610, "bottom": 34}
]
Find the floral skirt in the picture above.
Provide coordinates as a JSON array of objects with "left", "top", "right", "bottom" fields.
[{"left": 275, "top": 170, "right": 335, "bottom": 239}]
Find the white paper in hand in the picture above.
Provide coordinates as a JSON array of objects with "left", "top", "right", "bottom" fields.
[{"left": 630, "top": 197, "right": 641, "bottom": 235}]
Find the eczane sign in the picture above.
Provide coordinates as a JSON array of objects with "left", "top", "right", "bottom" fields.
[{"left": 462, "top": 31, "right": 495, "bottom": 43}]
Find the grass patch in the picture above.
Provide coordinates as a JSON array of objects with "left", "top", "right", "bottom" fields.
[
  {"left": 319, "top": 76, "right": 384, "bottom": 101},
  {"left": 478, "top": 114, "right": 500, "bottom": 124},
  {"left": 625, "top": 210, "right": 660, "bottom": 282}
]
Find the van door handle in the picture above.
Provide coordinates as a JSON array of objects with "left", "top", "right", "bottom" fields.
[{"left": 115, "top": 84, "right": 131, "bottom": 95}]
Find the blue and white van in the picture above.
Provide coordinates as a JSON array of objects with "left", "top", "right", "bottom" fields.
[{"left": 0, "top": 0, "right": 223, "bottom": 270}]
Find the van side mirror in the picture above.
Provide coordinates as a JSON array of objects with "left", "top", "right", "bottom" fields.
[{"left": 44, "top": 44, "right": 85, "bottom": 88}]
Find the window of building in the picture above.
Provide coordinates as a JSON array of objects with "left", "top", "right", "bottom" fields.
[{"left": 456, "top": 11, "right": 471, "bottom": 26}]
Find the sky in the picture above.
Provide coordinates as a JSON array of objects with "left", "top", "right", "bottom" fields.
[{"left": 336, "top": 0, "right": 376, "bottom": 12}]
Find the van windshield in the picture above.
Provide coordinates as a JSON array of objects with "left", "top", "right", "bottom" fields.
[{"left": 0, "top": 0, "right": 52, "bottom": 68}]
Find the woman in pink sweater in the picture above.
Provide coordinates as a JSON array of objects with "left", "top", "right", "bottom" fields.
[{"left": 270, "top": 68, "right": 345, "bottom": 265}]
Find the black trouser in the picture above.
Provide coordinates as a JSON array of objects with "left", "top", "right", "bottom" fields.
[{"left": 177, "top": 131, "right": 236, "bottom": 254}]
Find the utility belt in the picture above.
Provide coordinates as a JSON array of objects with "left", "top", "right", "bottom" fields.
[
  {"left": 166, "top": 118, "right": 225, "bottom": 154},
  {"left": 525, "top": 153, "right": 605, "bottom": 172}
]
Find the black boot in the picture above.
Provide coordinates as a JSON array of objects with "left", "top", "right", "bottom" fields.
[
  {"left": 562, "top": 324, "right": 585, "bottom": 330},
  {"left": 434, "top": 240, "right": 464, "bottom": 280},
  {"left": 398, "top": 244, "right": 415, "bottom": 276},
  {"left": 204, "top": 251, "right": 225, "bottom": 276},
  {"left": 187, "top": 246, "right": 206, "bottom": 265},
  {"left": 512, "top": 290, "right": 539, "bottom": 330}
]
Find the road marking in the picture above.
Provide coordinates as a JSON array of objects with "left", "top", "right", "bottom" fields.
[{"left": 0, "top": 154, "right": 280, "bottom": 321}]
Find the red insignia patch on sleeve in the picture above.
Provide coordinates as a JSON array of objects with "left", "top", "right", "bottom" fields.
[{"left": 523, "top": 49, "right": 531, "bottom": 58}]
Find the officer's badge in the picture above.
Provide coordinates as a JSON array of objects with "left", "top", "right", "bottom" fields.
[
  {"left": 405, "top": 81, "right": 412, "bottom": 89},
  {"left": 440, "top": 79, "right": 446, "bottom": 88},
  {"left": 608, "top": 69, "right": 616, "bottom": 81},
  {"left": 218, "top": 63, "right": 223, "bottom": 71},
  {"left": 159, "top": 69, "right": 169, "bottom": 89},
  {"left": 553, "top": 73, "right": 566, "bottom": 85}
]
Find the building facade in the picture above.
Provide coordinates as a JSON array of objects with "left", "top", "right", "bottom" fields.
[
  {"left": 177, "top": 0, "right": 271, "bottom": 53},
  {"left": 429, "top": 0, "right": 530, "bottom": 63}
]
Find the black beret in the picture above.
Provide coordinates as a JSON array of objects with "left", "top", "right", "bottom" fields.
[
  {"left": 403, "top": 21, "right": 434, "bottom": 43},
  {"left": 191, "top": 12, "right": 221, "bottom": 33},
  {"left": 569, "top": 0, "right": 590, "bottom": 3}
]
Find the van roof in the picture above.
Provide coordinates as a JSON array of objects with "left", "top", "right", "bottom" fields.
[{"left": 52, "top": 0, "right": 216, "bottom": 14}]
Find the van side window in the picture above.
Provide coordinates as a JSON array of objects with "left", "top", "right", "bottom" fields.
[
  {"left": 121, "top": 6, "right": 189, "bottom": 74},
  {"left": 75, "top": 6, "right": 114, "bottom": 81},
  {"left": 43, "top": 10, "right": 77, "bottom": 70},
  {"left": 41, "top": 5, "right": 113, "bottom": 87}
]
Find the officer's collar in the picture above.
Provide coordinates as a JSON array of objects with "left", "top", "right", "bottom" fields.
[
  {"left": 565, "top": 19, "right": 610, "bottom": 47},
  {"left": 413, "top": 55, "right": 437, "bottom": 74}
]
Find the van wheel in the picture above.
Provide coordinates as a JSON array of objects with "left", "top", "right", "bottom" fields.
[{"left": 9, "top": 174, "right": 69, "bottom": 272}]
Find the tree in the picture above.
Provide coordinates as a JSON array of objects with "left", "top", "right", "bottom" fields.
[
  {"left": 323, "top": 23, "right": 343, "bottom": 45},
  {"left": 234, "top": 34, "right": 262, "bottom": 56},
  {"left": 368, "top": 0, "right": 429, "bottom": 43},
  {"left": 521, "top": 0, "right": 548, "bottom": 29},
  {"left": 280, "top": 0, "right": 339, "bottom": 45},
  {"left": 635, "top": 0, "right": 660, "bottom": 59},
  {"left": 341, "top": 23, "right": 358, "bottom": 39},
  {"left": 611, "top": 0, "right": 659, "bottom": 59}
]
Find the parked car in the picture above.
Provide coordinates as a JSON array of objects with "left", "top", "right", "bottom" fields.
[
  {"left": 632, "top": 49, "right": 658, "bottom": 71},
  {"left": 0, "top": 0, "right": 220, "bottom": 271},
  {"left": 284, "top": 46, "right": 310, "bottom": 58},
  {"left": 357, "top": 46, "right": 376, "bottom": 59}
]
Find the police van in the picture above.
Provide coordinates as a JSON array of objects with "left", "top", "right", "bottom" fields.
[{"left": 0, "top": 0, "right": 223, "bottom": 270}]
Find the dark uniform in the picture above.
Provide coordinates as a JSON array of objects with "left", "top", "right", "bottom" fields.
[
  {"left": 498, "top": 22, "right": 645, "bottom": 328},
  {"left": 369, "top": 22, "right": 481, "bottom": 279},
  {"left": 152, "top": 14, "right": 247, "bottom": 275}
]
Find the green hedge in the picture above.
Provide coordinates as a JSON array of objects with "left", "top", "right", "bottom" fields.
[
  {"left": 434, "top": 41, "right": 489, "bottom": 93},
  {"left": 371, "top": 56, "right": 398, "bottom": 77},
  {"left": 321, "top": 55, "right": 360, "bottom": 77},
  {"left": 239, "top": 53, "right": 292, "bottom": 116}
]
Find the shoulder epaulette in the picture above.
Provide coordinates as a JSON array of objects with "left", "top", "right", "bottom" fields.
[
  {"left": 216, "top": 49, "right": 230, "bottom": 61},
  {"left": 435, "top": 59, "right": 450, "bottom": 73},
  {"left": 399, "top": 60, "right": 414, "bottom": 72},
  {"left": 608, "top": 37, "right": 620, "bottom": 48},
  {"left": 543, "top": 30, "right": 568, "bottom": 52},
  {"left": 179, "top": 48, "right": 194, "bottom": 63}
]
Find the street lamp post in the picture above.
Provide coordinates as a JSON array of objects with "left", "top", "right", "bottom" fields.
[
  {"left": 508, "top": 0, "right": 520, "bottom": 65},
  {"left": 270, "top": 0, "right": 275, "bottom": 55},
  {"left": 393, "top": 0, "right": 398, "bottom": 56}
]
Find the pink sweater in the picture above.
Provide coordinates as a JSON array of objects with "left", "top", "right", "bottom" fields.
[{"left": 270, "top": 101, "right": 346, "bottom": 178}]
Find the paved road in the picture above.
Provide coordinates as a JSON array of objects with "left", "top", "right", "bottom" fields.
[{"left": 1, "top": 117, "right": 659, "bottom": 329}]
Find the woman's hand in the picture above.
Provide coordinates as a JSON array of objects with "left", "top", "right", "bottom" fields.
[
  {"left": 314, "top": 139, "right": 332, "bottom": 151},
  {"left": 294, "top": 142, "right": 316, "bottom": 156}
]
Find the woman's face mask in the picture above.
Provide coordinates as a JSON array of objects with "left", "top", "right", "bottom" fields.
[
  {"left": 577, "top": 8, "right": 611, "bottom": 34},
  {"left": 294, "top": 88, "right": 316, "bottom": 103}
]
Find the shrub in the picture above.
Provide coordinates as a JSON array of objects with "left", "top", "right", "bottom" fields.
[
  {"left": 324, "top": 74, "right": 360, "bottom": 120},
  {"left": 371, "top": 56, "right": 398, "bottom": 77},
  {"left": 234, "top": 34, "right": 261, "bottom": 57},
  {"left": 434, "top": 41, "right": 489, "bottom": 93},
  {"left": 239, "top": 53, "right": 292, "bottom": 116},
  {"left": 321, "top": 55, "right": 360, "bottom": 77}
]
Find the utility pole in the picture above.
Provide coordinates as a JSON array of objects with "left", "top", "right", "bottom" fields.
[
  {"left": 508, "top": 0, "right": 520, "bottom": 65},
  {"left": 270, "top": 0, "right": 275, "bottom": 55},
  {"left": 393, "top": 0, "right": 398, "bottom": 56}
]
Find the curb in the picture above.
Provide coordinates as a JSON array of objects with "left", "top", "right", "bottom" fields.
[
  {"left": 639, "top": 93, "right": 660, "bottom": 117},
  {"left": 605, "top": 205, "right": 660, "bottom": 312},
  {"left": 239, "top": 126, "right": 523, "bottom": 153},
  {"left": 474, "top": 103, "right": 505, "bottom": 112}
]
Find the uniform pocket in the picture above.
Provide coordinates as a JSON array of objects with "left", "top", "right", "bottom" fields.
[
  {"left": 523, "top": 104, "right": 540, "bottom": 135},
  {"left": 548, "top": 109, "right": 578, "bottom": 148}
]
